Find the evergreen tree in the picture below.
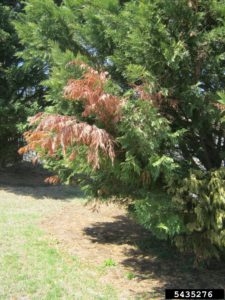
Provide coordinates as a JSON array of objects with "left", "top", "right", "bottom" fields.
[
  {"left": 16, "top": 0, "right": 225, "bottom": 262},
  {"left": 0, "top": 1, "right": 46, "bottom": 166}
]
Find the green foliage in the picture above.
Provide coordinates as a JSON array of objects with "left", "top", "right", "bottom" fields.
[
  {"left": 41, "top": 46, "right": 86, "bottom": 115},
  {"left": 118, "top": 100, "right": 180, "bottom": 185},
  {"left": 132, "top": 191, "right": 185, "bottom": 240},
  {"left": 168, "top": 168, "right": 225, "bottom": 262},
  {"left": 0, "top": 1, "right": 46, "bottom": 166},
  {"left": 81, "top": 100, "right": 180, "bottom": 198}
]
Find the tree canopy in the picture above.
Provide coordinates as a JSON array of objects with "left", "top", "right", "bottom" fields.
[
  {"left": 0, "top": 1, "right": 46, "bottom": 166},
  {"left": 13, "top": 0, "right": 225, "bottom": 263}
]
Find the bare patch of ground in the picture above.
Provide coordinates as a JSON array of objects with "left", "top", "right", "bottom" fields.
[
  {"left": 41, "top": 203, "right": 162, "bottom": 299},
  {"left": 41, "top": 202, "right": 225, "bottom": 299}
]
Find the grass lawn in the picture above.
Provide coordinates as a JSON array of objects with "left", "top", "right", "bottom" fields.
[{"left": 0, "top": 189, "right": 118, "bottom": 300}]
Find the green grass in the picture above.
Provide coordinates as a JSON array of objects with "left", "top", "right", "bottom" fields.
[
  {"left": 0, "top": 190, "right": 118, "bottom": 300},
  {"left": 125, "top": 272, "right": 137, "bottom": 280},
  {"left": 102, "top": 258, "right": 117, "bottom": 267}
]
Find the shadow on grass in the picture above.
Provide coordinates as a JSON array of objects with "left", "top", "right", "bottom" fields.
[
  {"left": 83, "top": 215, "right": 225, "bottom": 299},
  {"left": 0, "top": 184, "right": 85, "bottom": 200},
  {"left": 0, "top": 163, "right": 85, "bottom": 200}
]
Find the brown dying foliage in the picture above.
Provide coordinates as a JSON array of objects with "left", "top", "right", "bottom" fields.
[
  {"left": 19, "top": 113, "right": 115, "bottom": 169},
  {"left": 44, "top": 175, "right": 61, "bottom": 185},
  {"left": 214, "top": 103, "right": 225, "bottom": 111},
  {"left": 64, "top": 62, "right": 122, "bottom": 126}
]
